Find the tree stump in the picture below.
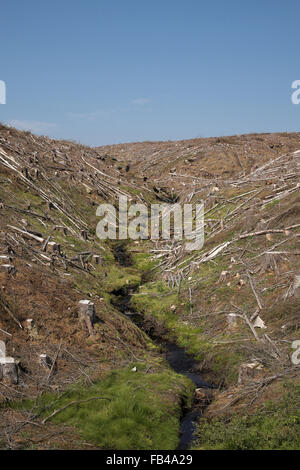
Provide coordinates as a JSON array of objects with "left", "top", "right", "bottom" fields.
[
  {"left": 0, "top": 264, "right": 16, "bottom": 275},
  {"left": 194, "top": 388, "right": 215, "bottom": 406},
  {"left": 78, "top": 300, "right": 96, "bottom": 336},
  {"left": 0, "top": 255, "right": 12, "bottom": 263},
  {"left": 0, "top": 340, "right": 6, "bottom": 358},
  {"left": 92, "top": 255, "right": 101, "bottom": 265},
  {"left": 292, "top": 275, "right": 300, "bottom": 298},
  {"left": 0, "top": 357, "right": 18, "bottom": 384},
  {"left": 25, "top": 319, "right": 34, "bottom": 330},
  {"left": 238, "top": 362, "right": 264, "bottom": 384},
  {"left": 226, "top": 313, "right": 239, "bottom": 330},
  {"left": 39, "top": 354, "right": 52, "bottom": 368},
  {"left": 46, "top": 241, "right": 61, "bottom": 254}
]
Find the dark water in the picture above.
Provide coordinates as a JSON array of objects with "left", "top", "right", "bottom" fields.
[
  {"left": 164, "top": 342, "right": 213, "bottom": 389},
  {"left": 163, "top": 342, "right": 214, "bottom": 450}
]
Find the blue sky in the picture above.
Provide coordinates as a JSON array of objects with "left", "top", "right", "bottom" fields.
[{"left": 1, "top": 0, "right": 300, "bottom": 146}]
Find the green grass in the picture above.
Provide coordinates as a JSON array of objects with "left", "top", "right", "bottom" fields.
[
  {"left": 132, "top": 281, "right": 211, "bottom": 361},
  {"left": 103, "top": 264, "right": 142, "bottom": 292},
  {"left": 12, "top": 366, "right": 194, "bottom": 450},
  {"left": 264, "top": 199, "right": 280, "bottom": 209},
  {"left": 132, "top": 251, "right": 157, "bottom": 271},
  {"left": 194, "top": 381, "right": 300, "bottom": 450}
]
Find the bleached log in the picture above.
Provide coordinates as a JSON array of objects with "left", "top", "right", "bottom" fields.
[
  {"left": 253, "top": 316, "right": 267, "bottom": 329},
  {"left": 199, "top": 241, "right": 232, "bottom": 263},
  {"left": 247, "top": 271, "right": 263, "bottom": 310},
  {"left": 7, "top": 225, "right": 44, "bottom": 243},
  {"left": 42, "top": 236, "right": 51, "bottom": 252},
  {"left": 0, "top": 328, "right": 11, "bottom": 337}
]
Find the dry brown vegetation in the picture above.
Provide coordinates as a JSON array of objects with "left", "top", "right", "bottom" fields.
[{"left": 0, "top": 123, "right": 299, "bottom": 449}]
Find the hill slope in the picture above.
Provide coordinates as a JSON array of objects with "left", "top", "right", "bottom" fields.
[{"left": 0, "top": 124, "right": 299, "bottom": 449}]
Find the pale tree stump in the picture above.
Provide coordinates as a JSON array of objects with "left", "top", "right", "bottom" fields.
[
  {"left": 46, "top": 241, "right": 61, "bottom": 254},
  {"left": 0, "top": 255, "right": 12, "bottom": 263},
  {"left": 80, "top": 230, "right": 88, "bottom": 241},
  {"left": 39, "top": 354, "right": 52, "bottom": 368},
  {"left": 238, "top": 362, "right": 264, "bottom": 384},
  {"left": 78, "top": 300, "right": 96, "bottom": 336},
  {"left": 0, "top": 264, "right": 16, "bottom": 275},
  {"left": 25, "top": 318, "right": 34, "bottom": 330},
  {"left": 0, "top": 340, "right": 5, "bottom": 358},
  {"left": 292, "top": 275, "right": 300, "bottom": 298},
  {"left": 93, "top": 255, "right": 101, "bottom": 265},
  {"left": 24, "top": 319, "right": 39, "bottom": 340},
  {"left": 0, "top": 357, "right": 18, "bottom": 384},
  {"left": 226, "top": 313, "right": 239, "bottom": 330}
]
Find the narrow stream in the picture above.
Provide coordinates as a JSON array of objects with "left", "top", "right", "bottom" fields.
[
  {"left": 163, "top": 342, "right": 215, "bottom": 449},
  {"left": 110, "top": 242, "right": 215, "bottom": 450},
  {"left": 111, "top": 286, "right": 215, "bottom": 450}
]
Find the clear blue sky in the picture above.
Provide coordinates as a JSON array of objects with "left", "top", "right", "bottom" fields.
[{"left": 1, "top": 0, "right": 300, "bottom": 146}]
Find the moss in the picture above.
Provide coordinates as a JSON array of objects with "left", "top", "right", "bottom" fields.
[
  {"left": 11, "top": 366, "right": 194, "bottom": 450},
  {"left": 132, "top": 281, "right": 212, "bottom": 361},
  {"left": 104, "top": 265, "right": 141, "bottom": 292},
  {"left": 132, "top": 252, "right": 157, "bottom": 271}
]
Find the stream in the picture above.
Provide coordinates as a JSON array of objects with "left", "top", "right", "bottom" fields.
[
  {"left": 163, "top": 342, "right": 214, "bottom": 450},
  {"left": 110, "top": 242, "right": 215, "bottom": 450}
]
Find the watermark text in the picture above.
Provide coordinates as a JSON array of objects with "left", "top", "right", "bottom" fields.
[
  {"left": 96, "top": 196, "right": 204, "bottom": 251},
  {"left": 0, "top": 80, "right": 6, "bottom": 104}
]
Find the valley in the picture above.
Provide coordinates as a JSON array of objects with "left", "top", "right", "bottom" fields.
[{"left": 0, "top": 124, "right": 299, "bottom": 449}]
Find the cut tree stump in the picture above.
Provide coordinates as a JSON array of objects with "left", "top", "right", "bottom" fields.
[
  {"left": 0, "top": 340, "right": 6, "bottom": 358},
  {"left": 0, "top": 264, "right": 16, "bottom": 275},
  {"left": 39, "top": 354, "right": 52, "bottom": 368},
  {"left": 78, "top": 300, "right": 96, "bottom": 336},
  {"left": 92, "top": 255, "right": 101, "bottom": 265},
  {"left": 0, "top": 357, "right": 18, "bottom": 384},
  {"left": 226, "top": 313, "right": 239, "bottom": 330},
  {"left": 238, "top": 362, "right": 264, "bottom": 384},
  {"left": 46, "top": 241, "right": 61, "bottom": 253},
  {"left": 0, "top": 255, "right": 12, "bottom": 263},
  {"left": 292, "top": 274, "right": 300, "bottom": 298}
]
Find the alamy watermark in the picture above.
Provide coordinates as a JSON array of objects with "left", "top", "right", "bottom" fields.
[
  {"left": 291, "top": 80, "right": 300, "bottom": 104},
  {"left": 291, "top": 340, "right": 300, "bottom": 365},
  {"left": 0, "top": 80, "right": 6, "bottom": 104},
  {"left": 96, "top": 196, "right": 204, "bottom": 251}
]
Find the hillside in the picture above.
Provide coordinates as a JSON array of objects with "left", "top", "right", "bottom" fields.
[{"left": 0, "top": 123, "right": 299, "bottom": 450}]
